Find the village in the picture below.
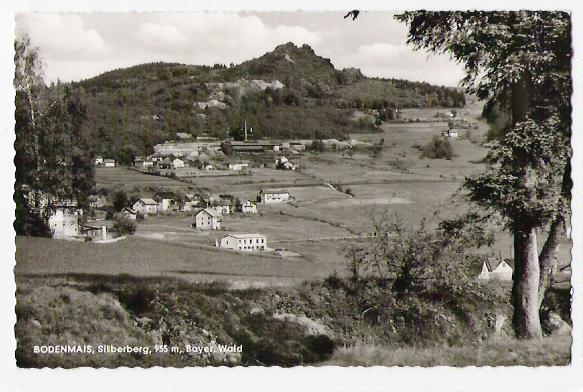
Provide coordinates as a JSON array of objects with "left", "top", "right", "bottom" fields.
[{"left": 39, "top": 102, "right": 560, "bottom": 286}]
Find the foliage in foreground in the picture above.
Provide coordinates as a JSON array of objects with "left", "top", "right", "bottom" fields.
[{"left": 421, "top": 136, "right": 453, "bottom": 160}]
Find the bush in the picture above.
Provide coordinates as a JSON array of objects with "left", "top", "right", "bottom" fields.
[
  {"left": 112, "top": 190, "right": 128, "bottom": 212},
  {"left": 421, "top": 136, "right": 453, "bottom": 159},
  {"left": 112, "top": 216, "right": 136, "bottom": 236}
]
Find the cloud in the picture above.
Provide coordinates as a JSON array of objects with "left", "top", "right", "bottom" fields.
[
  {"left": 16, "top": 14, "right": 109, "bottom": 61},
  {"left": 137, "top": 23, "right": 190, "bottom": 51},
  {"left": 131, "top": 13, "right": 326, "bottom": 65},
  {"left": 14, "top": 12, "right": 464, "bottom": 86},
  {"left": 335, "top": 42, "right": 464, "bottom": 85}
]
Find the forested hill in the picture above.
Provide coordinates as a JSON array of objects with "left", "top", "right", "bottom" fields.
[{"left": 71, "top": 42, "right": 465, "bottom": 163}]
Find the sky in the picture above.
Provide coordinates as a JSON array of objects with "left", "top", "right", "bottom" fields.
[{"left": 15, "top": 12, "right": 465, "bottom": 86}]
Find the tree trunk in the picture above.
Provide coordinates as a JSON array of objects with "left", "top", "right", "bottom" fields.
[
  {"left": 537, "top": 215, "right": 564, "bottom": 307},
  {"left": 512, "top": 220, "right": 543, "bottom": 339},
  {"left": 509, "top": 68, "right": 544, "bottom": 338}
]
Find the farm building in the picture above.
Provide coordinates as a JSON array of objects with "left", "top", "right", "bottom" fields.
[
  {"left": 133, "top": 198, "right": 158, "bottom": 215},
  {"left": 215, "top": 233, "right": 266, "bottom": 251},
  {"left": 155, "top": 192, "right": 175, "bottom": 212},
  {"left": 121, "top": 207, "right": 137, "bottom": 221},
  {"left": 82, "top": 223, "right": 108, "bottom": 241},
  {"left": 257, "top": 189, "right": 291, "bottom": 204},
  {"left": 275, "top": 156, "right": 296, "bottom": 170},
  {"left": 48, "top": 204, "right": 82, "bottom": 239},
  {"left": 173, "top": 158, "right": 185, "bottom": 168},
  {"left": 94, "top": 156, "right": 104, "bottom": 166},
  {"left": 88, "top": 194, "right": 107, "bottom": 209},
  {"left": 238, "top": 200, "right": 257, "bottom": 214},
  {"left": 212, "top": 203, "right": 232, "bottom": 216},
  {"left": 228, "top": 162, "right": 249, "bottom": 171},
  {"left": 185, "top": 193, "right": 207, "bottom": 208},
  {"left": 478, "top": 258, "right": 513, "bottom": 282},
  {"left": 103, "top": 159, "right": 116, "bottom": 167},
  {"left": 194, "top": 208, "right": 221, "bottom": 230},
  {"left": 442, "top": 129, "right": 460, "bottom": 138},
  {"left": 134, "top": 158, "right": 154, "bottom": 168}
]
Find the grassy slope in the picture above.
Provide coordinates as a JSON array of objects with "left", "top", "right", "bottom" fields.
[{"left": 324, "top": 335, "right": 571, "bottom": 367}]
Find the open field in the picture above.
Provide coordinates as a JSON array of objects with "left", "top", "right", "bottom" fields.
[
  {"left": 15, "top": 236, "right": 342, "bottom": 287},
  {"left": 95, "top": 167, "right": 187, "bottom": 190}
]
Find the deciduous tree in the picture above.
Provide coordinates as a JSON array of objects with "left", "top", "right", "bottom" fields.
[{"left": 394, "top": 11, "right": 571, "bottom": 338}]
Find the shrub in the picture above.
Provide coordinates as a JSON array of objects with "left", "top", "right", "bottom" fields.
[
  {"left": 421, "top": 136, "right": 453, "bottom": 159},
  {"left": 112, "top": 216, "right": 137, "bottom": 236},
  {"left": 112, "top": 190, "right": 128, "bottom": 212}
]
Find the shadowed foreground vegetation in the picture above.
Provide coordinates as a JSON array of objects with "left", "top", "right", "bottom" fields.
[{"left": 15, "top": 273, "right": 570, "bottom": 368}]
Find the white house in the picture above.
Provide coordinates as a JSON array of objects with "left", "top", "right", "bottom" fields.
[
  {"left": 48, "top": 206, "right": 82, "bottom": 239},
  {"left": 121, "top": 207, "right": 137, "bottom": 221},
  {"left": 134, "top": 158, "right": 154, "bottom": 168},
  {"left": 194, "top": 208, "right": 221, "bottom": 230},
  {"left": 442, "top": 129, "right": 459, "bottom": 138},
  {"left": 239, "top": 200, "right": 257, "bottom": 214},
  {"left": 94, "top": 156, "right": 104, "bottom": 166},
  {"left": 228, "top": 163, "right": 249, "bottom": 171},
  {"left": 133, "top": 198, "right": 158, "bottom": 215},
  {"left": 212, "top": 204, "right": 231, "bottom": 216},
  {"left": 257, "top": 189, "right": 291, "bottom": 204},
  {"left": 172, "top": 158, "right": 185, "bottom": 169},
  {"left": 103, "top": 159, "right": 116, "bottom": 167},
  {"left": 215, "top": 233, "right": 266, "bottom": 252},
  {"left": 202, "top": 163, "right": 214, "bottom": 170},
  {"left": 478, "top": 258, "right": 513, "bottom": 282},
  {"left": 155, "top": 193, "right": 175, "bottom": 212},
  {"left": 276, "top": 156, "right": 296, "bottom": 170}
]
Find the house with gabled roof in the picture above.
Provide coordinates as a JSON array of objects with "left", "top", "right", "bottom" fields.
[
  {"left": 478, "top": 257, "right": 513, "bottom": 281},
  {"left": 238, "top": 200, "right": 257, "bottom": 214},
  {"left": 193, "top": 208, "right": 221, "bottom": 230},
  {"left": 154, "top": 192, "right": 176, "bottom": 212},
  {"left": 133, "top": 198, "right": 158, "bottom": 215}
]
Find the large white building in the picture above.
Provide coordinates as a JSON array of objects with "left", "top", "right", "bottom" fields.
[
  {"left": 215, "top": 233, "right": 266, "bottom": 252},
  {"left": 257, "top": 189, "right": 290, "bottom": 204},
  {"left": 48, "top": 206, "right": 82, "bottom": 239},
  {"left": 194, "top": 208, "right": 221, "bottom": 230}
]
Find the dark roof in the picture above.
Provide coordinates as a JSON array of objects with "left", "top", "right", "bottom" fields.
[
  {"left": 155, "top": 192, "right": 176, "bottom": 200},
  {"left": 195, "top": 208, "right": 220, "bottom": 218},
  {"left": 260, "top": 188, "right": 290, "bottom": 194}
]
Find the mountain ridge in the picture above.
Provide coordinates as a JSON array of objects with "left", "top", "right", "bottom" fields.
[{"left": 70, "top": 42, "right": 465, "bottom": 163}]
